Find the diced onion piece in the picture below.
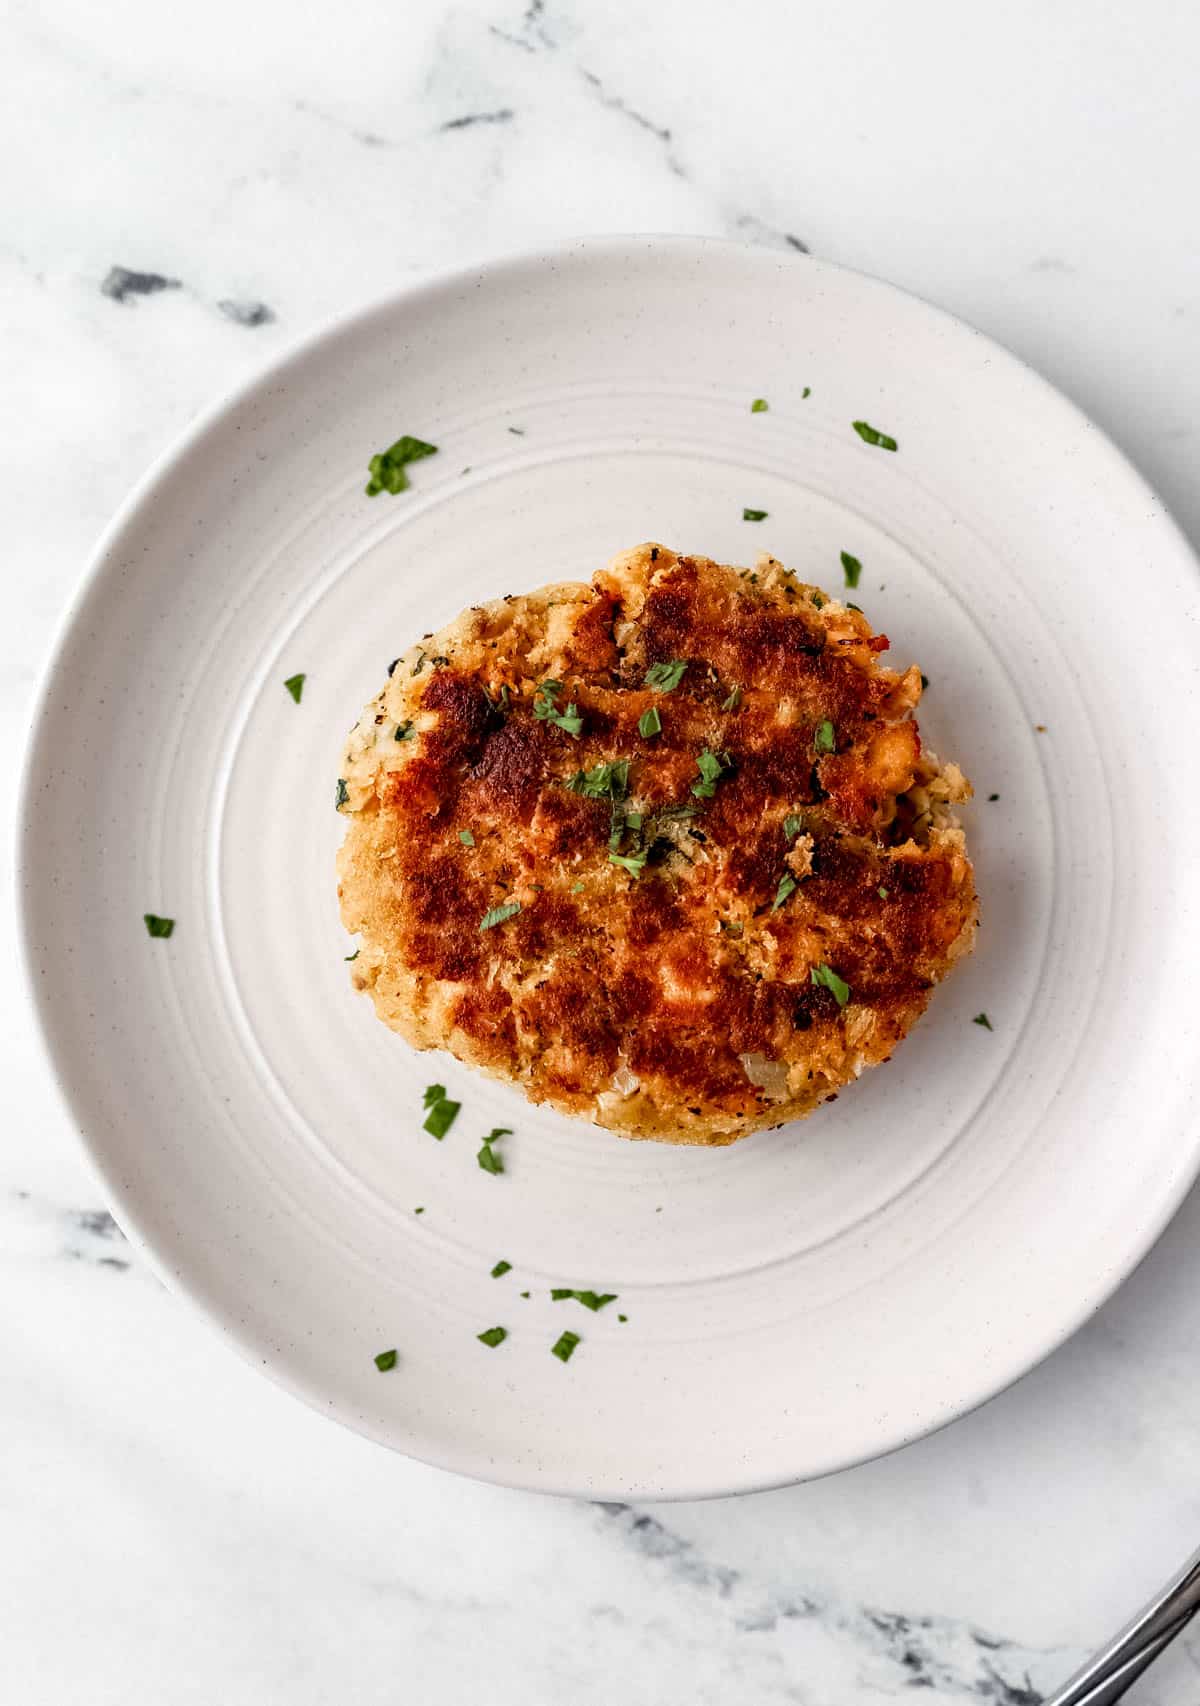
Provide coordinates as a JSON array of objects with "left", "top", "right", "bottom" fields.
[{"left": 739, "top": 1053, "right": 790, "bottom": 1099}]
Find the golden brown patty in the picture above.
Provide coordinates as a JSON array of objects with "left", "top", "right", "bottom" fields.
[{"left": 336, "top": 544, "right": 977, "bottom": 1145}]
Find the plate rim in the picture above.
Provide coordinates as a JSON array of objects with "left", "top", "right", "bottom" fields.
[{"left": 17, "top": 232, "right": 1200, "bottom": 1500}]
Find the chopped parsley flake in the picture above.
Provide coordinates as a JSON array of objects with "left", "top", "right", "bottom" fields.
[
  {"left": 743, "top": 507, "right": 768, "bottom": 522},
  {"left": 477, "top": 1142, "right": 504, "bottom": 1174},
  {"left": 691, "top": 748, "right": 729, "bottom": 798},
  {"left": 846, "top": 602, "right": 862, "bottom": 612},
  {"left": 414, "top": 1206, "right": 425, "bottom": 1214},
  {"left": 802, "top": 385, "right": 812, "bottom": 399},
  {"left": 551, "top": 1289, "right": 617, "bottom": 1311},
  {"left": 365, "top": 434, "right": 438, "bottom": 496},
  {"left": 609, "top": 848, "right": 648, "bottom": 878},
  {"left": 283, "top": 673, "right": 305, "bottom": 703},
  {"left": 491, "top": 1260, "right": 512, "bottom": 1278},
  {"left": 811, "top": 962, "right": 852, "bottom": 1007},
  {"left": 644, "top": 659, "right": 688, "bottom": 692},
  {"left": 618, "top": 1313, "right": 628, "bottom": 1322},
  {"left": 422, "top": 1087, "right": 460, "bottom": 1139},
  {"left": 143, "top": 913, "right": 175, "bottom": 938},
  {"left": 374, "top": 1348, "right": 398, "bottom": 1371},
  {"left": 570, "top": 879, "right": 585, "bottom": 893},
  {"left": 395, "top": 719, "right": 414, "bottom": 741},
  {"left": 751, "top": 398, "right": 769, "bottom": 413},
  {"left": 988, "top": 793, "right": 1000, "bottom": 801},
  {"left": 852, "top": 420, "right": 898, "bottom": 452},
  {"left": 973, "top": 1012, "right": 994, "bottom": 1031},
  {"left": 784, "top": 814, "right": 803, "bottom": 840},
  {"left": 533, "top": 679, "right": 583, "bottom": 737},
  {"left": 638, "top": 705, "right": 662, "bottom": 739},
  {"left": 458, "top": 829, "right": 476, "bottom": 848},
  {"left": 878, "top": 886, "right": 889, "bottom": 900},
  {"left": 551, "top": 1330, "right": 581, "bottom": 1363},
  {"left": 477, "top": 1326, "right": 507, "bottom": 1348},
  {"left": 840, "top": 551, "right": 862, "bottom": 589},
  {"left": 335, "top": 778, "right": 349, "bottom": 809},
  {"left": 567, "top": 760, "right": 630, "bottom": 800},
  {"left": 772, "top": 873, "right": 797, "bottom": 912},
  {"left": 813, "top": 719, "right": 836, "bottom": 754},
  {"left": 722, "top": 684, "right": 743, "bottom": 712},
  {"left": 480, "top": 901, "right": 521, "bottom": 931},
  {"left": 811, "top": 592, "right": 826, "bottom": 609},
  {"left": 345, "top": 948, "right": 360, "bottom": 961},
  {"left": 920, "top": 674, "right": 930, "bottom": 691}
]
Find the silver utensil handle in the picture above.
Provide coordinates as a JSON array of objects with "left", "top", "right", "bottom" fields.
[{"left": 1043, "top": 1545, "right": 1200, "bottom": 1706}]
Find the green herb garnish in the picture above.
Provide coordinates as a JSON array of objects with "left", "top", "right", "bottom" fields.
[
  {"left": 374, "top": 1348, "right": 398, "bottom": 1371},
  {"left": 335, "top": 778, "right": 349, "bottom": 809},
  {"left": 691, "top": 748, "right": 729, "bottom": 798},
  {"left": 840, "top": 551, "right": 862, "bottom": 589},
  {"left": 480, "top": 901, "right": 521, "bottom": 931},
  {"left": 459, "top": 829, "right": 475, "bottom": 846},
  {"left": 988, "top": 793, "right": 999, "bottom": 801},
  {"left": 618, "top": 1313, "right": 628, "bottom": 1322},
  {"left": 878, "top": 886, "right": 889, "bottom": 900},
  {"left": 813, "top": 719, "right": 836, "bottom": 754},
  {"left": 811, "top": 962, "right": 852, "bottom": 1007},
  {"left": 570, "top": 879, "right": 585, "bottom": 893},
  {"left": 644, "top": 659, "right": 688, "bottom": 692},
  {"left": 852, "top": 420, "right": 898, "bottom": 452},
  {"left": 802, "top": 385, "right": 812, "bottom": 399},
  {"left": 345, "top": 948, "right": 360, "bottom": 961},
  {"left": 143, "top": 914, "right": 175, "bottom": 938},
  {"left": 283, "top": 673, "right": 305, "bottom": 703},
  {"left": 394, "top": 719, "right": 414, "bottom": 742},
  {"left": 609, "top": 848, "right": 649, "bottom": 878},
  {"left": 811, "top": 592, "right": 825, "bottom": 609},
  {"left": 478, "top": 1143, "right": 504, "bottom": 1174},
  {"left": 973, "top": 1013, "right": 994, "bottom": 1031},
  {"left": 846, "top": 602, "right": 862, "bottom": 612},
  {"left": 491, "top": 1260, "right": 512, "bottom": 1278},
  {"left": 638, "top": 706, "right": 662, "bottom": 739},
  {"left": 414, "top": 1206, "right": 424, "bottom": 1214},
  {"left": 920, "top": 674, "right": 930, "bottom": 691},
  {"left": 567, "top": 759, "right": 630, "bottom": 800},
  {"left": 551, "top": 1330, "right": 581, "bottom": 1363},
  {"left": 477, "top": 1326, "right": 507, "bottom": 1348},
  {"left": 422, "top": 1086, "right": 461, "bottom": 1139},
  {"left": 533, "top": 679, "right": 584, "bottom": 737},
  {"left": 771, "top": 873, "right": 796, "bottom": 912},
  {"left": 551, "top": 1289, "right": 617, "bottom": 1311},
  {"left": 784, "top": 814, "right": 803, "bottom": 840},
  {"left": 722, "top": 684, "right": 742, "bottom": 711},
  {"left": 751, "top": 398, "right": 769, "bottom": 413},
  {"left": 365, "top": 434, "right": 439, "bottom": 496},
  {"left": 743, "top": 507, "right": 768, "bottom": 522}
]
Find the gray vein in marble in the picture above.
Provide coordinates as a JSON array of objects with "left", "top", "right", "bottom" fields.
[
  {"left": 439, "top": 107, "right": 515, "bottom": 132},
  {"left": 100, "top": 266, "right": 181, "bottom": 304},
  {"left": 292, "top": 97, "right": 392, "bottom": 149},
  {"left": 594, "top": 1502, "right": 1072, "bottom": 1703},
  {"left": 731, "top": 213, "right": 810, "bottom": 254},
  {"left": 576, "top": 66, "right": 687, "bottom": 179},
  {"left": 12, "top": 1191, "right": 134, "bottom": 1271},
  {"left": 217, "top": 298, "right": 276, "bottom": 327}
]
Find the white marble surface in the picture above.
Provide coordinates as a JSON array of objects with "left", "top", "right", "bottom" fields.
[{"left": 4, "top": 2, "right": 1200, "bottom": 1700}]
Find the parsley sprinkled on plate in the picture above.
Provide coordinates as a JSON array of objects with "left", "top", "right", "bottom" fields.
[
  {"left": 364, "top": 434, "right": 438, "bottom": 496},
  {"left": 751, "top": 398, "right": 769, "bottom": 413},
  {"left": 772, "top": 874, "right": 796, "bottom": 912},
  {"left": 283, "top": 673, "right": 305, "bottom": 703},
  {"left": 743, "top": 507, "right": 768, "bottom": 522},
  {"left": 811, "top": 963, "right": 852, "bottom": 1007},
  {"left": 840, "top": 551, "right": 862, "bottom": 589},
  {"left": 344, "top": 948, "right": 359, "bottom": 961},
  {"left": 374, "top": 1348, "right": 398, "bottom": 1371},
  {"left": 813, "top": 719, "right": 836, "bottom": 755},
  {"left": 567, "top": 759, "right": 630, "bottom": 799},
  {"left": 644, "top": 659, "right": 688, "bottom": 692},
  {"left": 551, "top": 1289, "right": 618, "bottom": 1311},
  {"left": 533, "top": 680, "right": 584, "bottom": 737},
  {"left": 551, "top": 1330, "right": 581, "bottom": 1363},
  {"left": 477, "top": 1127, "right": 511, "bottom": 1174},
  {"left": 609, "top": 848, "right": 648, "bottom": 878},
  {"left": 692, "top": 749, "right": 729, "bottom": 798},
  {"left": 973, "top": 1012, "right": 994, "bottom": 1031},
  {"left": 477, "top": 1326, "right": 508, "bottom": 1348},
  {"left": 491, "top": 1260, "right": 512, "bottom": 1278},
  {"left": 802, "top": 386, "right": 812, "bottom": 399},
  {"left": 638, "top": 706, "right": 662, "bottom": 739},
  {"left": 988, "top": 792, "right": 1000, "bottom": 801},
  {"left": 335, "top": 778, "right": 349, "bottom": 809},
  {"left": 480, "top": 901, "right": 521, "bottom": 931},
  {"left": 852, "top": 420, "right": 898, "bottom": 452},
  {"left": 143, "top": 914, "right": 175, "bottom": 939},
  {"left": 422, "top": 1085, "right": 460, "bottom": 1139}
]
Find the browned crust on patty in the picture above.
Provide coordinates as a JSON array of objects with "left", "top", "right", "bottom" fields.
[{"left": 336, "top": 544, "right": 978, "bottom": 1144}]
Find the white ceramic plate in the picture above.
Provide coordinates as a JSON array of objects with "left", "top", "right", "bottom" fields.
[{"left": 20, "top": 237, "right": 1200, "bottom": 1499}]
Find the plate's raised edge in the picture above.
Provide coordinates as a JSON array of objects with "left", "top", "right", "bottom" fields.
[{"left": 15, "top": 233, "right": 1200, "bottom": 1501}]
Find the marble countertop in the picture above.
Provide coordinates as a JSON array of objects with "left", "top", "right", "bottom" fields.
[{"left": 5, "top": 2, "right": 1200, "bottom": 1700}]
